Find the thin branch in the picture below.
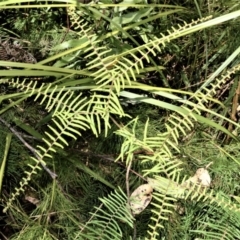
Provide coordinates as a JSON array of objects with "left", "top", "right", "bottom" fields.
[
  {"left": 0, "top": 116, "right": 57, "bottom": 179},
  {"left": 125, "top": 159, "right": 137, "bottom": 240},
  {"left": 109, "top": 115, "right": 124, "bottom": 129},
  {"left": 126, "top": 160, "right": 132, "bottom": 202}
]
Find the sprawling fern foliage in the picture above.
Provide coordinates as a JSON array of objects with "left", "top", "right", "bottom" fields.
[{"left": 1, "top": 1, "right": 240, "bottom": 239}]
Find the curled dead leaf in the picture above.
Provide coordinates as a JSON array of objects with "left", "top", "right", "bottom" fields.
[
  {"left": 129, "top": 184, "right": 153, "bottom": 215},
  {"left": 195, "top": 168, "right": 211, "bottom": 187},
  {"left": 185, "top": 166, "right": 211, "bottom": 187}
]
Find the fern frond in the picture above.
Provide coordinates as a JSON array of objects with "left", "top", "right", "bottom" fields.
[
  {"left": 146, "top": 174, "right": 240, "bottom": 240},
  {"left": 142, "top": 62, "right": 240, "bottom": 176},
  {"left": 75, "top": 187, "right": 134, "bottom": 240},
  {"left": 192, "top": 218, "right": 240, "bottom": 240},
  {"left": 3, "top": 156, "right": 42, "bottom": 212},
  {"left": 2, "top": 73, "right": 128, "bottom": 211}
]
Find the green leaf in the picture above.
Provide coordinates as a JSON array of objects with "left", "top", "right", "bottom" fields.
[
  {"left": 72, "top": 160, "right": 115, "bottom": 190},
  {"left": 119, "top": 91, "right": 237, "bottom": 140},
  {"left": 52, "top": 38, "right": 90, "bottom": 51},
  {"left": 13, "top": 117, "right": 43, "bottom": 140},
  {"left": 35, "top": 112, "right": 54, "bottom": 128},
  {"left": 111, "top": 8, "right": 153, "bottom": 30}
]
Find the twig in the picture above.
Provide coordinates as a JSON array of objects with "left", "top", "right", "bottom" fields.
[
  {"left": 205, "top": 161, "right": 213, "bottom": 169},
  {"left": 125, "top": 160, "right": 137, "bottom": 240},
  {"left": 126, "top": 160, "right": 132, "bottom": 202},
  {"left": 0, "top": 116, "right": 57, "bottom": 179},
  {"left": 0, "top": 231, "right": 8, "bottom": 240},
  {"left": 109, "top": 115, "right": 124, "bottom": 129}
]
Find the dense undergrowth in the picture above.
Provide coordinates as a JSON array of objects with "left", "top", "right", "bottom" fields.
[{"left": 0, "top": 0, "right": 240, "bottom": 239}]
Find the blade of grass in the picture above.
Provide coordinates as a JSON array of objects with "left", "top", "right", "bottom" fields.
[{"left": 0, "top": 133, "right": 12, "bottom": 194}]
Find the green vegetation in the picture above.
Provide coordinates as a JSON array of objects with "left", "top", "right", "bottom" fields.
[{"left": 0, "top": 0, "right": 240, "bottom": 239}]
